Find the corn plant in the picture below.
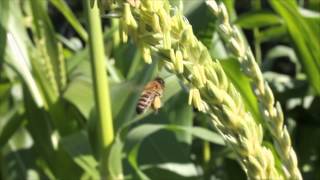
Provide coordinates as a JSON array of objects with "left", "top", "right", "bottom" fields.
[{"left": 0, "top": 0, "right": 319, "bottom": 180}]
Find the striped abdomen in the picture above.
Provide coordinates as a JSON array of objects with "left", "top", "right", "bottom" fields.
[{"left": 136, "top": 91, "right": 157, "bottom": 114}]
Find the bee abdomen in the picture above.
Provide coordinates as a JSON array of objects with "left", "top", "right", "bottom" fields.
[
  {"left": 136, "top": 105, "right": 145, "bottom": 114},
  {"left": 136, "top": 93, "right": 153, "bottom": 114}
]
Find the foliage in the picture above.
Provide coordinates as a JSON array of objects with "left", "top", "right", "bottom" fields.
[{"left": 0, "top": 0, "right": 319, "bottom": 179}]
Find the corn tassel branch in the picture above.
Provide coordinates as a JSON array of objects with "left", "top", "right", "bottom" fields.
[
  {"left": 114, "top": 0, "right": 284, "bottom": 179},
  {"left": 206, "top": 0, "right": 302, "bottom": 179}
]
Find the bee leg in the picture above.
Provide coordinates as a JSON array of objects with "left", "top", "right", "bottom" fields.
[{"left": 152, "top": 96, "right": 161, "bottom": 114}]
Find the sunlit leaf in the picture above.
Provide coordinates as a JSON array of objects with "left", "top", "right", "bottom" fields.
[
  {"left": 50, "top": 0, "right": 88, "bottom": 41},
  {"left": 270, "top": 0, "right": 320, "bottom": 94},
  {"left": 236, "top": 11, "right": 283, "bottom": 29},
  {"left": 60, "top": 131, "right": 99, "bottom": 179}
]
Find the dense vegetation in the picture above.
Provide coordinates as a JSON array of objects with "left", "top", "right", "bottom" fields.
[{"left": 0, "top": 0, "right": 319, "bottom": 179}]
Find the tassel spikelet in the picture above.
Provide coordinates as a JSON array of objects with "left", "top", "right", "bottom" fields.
[
  {"left": 206, "top": 0, "right": 302, "bottom": 179},
  {"left": 115, "top": 0, "right": 288, "bottom": 179}
]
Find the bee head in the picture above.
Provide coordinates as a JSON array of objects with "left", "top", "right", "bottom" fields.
[{"left": 154, "top": 77, "right": 165, "bottom": 87}]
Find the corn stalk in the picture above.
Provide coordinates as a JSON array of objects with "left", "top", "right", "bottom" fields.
[{"left": 84, "top": 0, "right": 115, "bottom": 178}]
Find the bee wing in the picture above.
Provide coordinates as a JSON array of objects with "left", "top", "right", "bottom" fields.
[{"left": 125, "top": 82, "right": 147, "bottom": 94}]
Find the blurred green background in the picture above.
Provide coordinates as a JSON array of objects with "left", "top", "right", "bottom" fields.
[{"left": 0, "top": 0, "right": 319, "bottom": 179}]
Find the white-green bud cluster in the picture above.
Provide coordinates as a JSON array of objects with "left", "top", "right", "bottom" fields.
[
  {"left": 117, "top": 0, "right": 285, "bottom": 179},
  {"left": 57, "top": 42, "right": 67, "bottom": 90},
  {"left": 206, "top": 0, "right": 302, "bottom": 179},
  {"left": 169, "top": 49, "right": 184, "bottom": 74},
  {"left": 36, "top": 37, "right": 59, "bottom": 99}
]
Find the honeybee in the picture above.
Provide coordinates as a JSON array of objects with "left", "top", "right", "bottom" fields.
[{"left": 136, "top": 77, "right": 165, "bottom": 114}]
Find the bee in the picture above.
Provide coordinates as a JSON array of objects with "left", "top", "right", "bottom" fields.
[{"left": 136, "top": 77, "right": 165, "bottom": 114}]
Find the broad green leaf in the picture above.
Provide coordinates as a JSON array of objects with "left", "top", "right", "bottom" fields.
[
  {"left": 50, "top": 0, "right": 88, "bottom": 41},
  {"left": 23, "top": 87, "right": 57, "bottom": 177},
  {"left": 66, "top": 48, "right": 89, "bottom": 74},
  {"left": 187, "top": 2, "right": 215, "bottom": 48},
  {"left": 221, "top": 0, "right": 236, "bottom": 18},
  {"left": 54, "top": 146, "right": 83, "bottom": 179},
  {"left": 108, "top": 136, "right": 124, "bottom": 180},
  {"left": 1, "top": 0, "right": 44, "bottom": 107},
  {"left": 223, "top": 158, "right": 246, "bottom": 179},
  {"left": 63, "top": 76, "right": 94, "bottom": 119},
  {"left": 141, "top": 163, "right": 201, "bottom": 180},
  {"left": 166, "top": 91, "right": 193, "bottom": 144},
  {"left": 221, "top": 59, "right": 263, "bottom": 123},
  {"left": 0, "top": 0, "right": 9, "bottom": 67},
  {"left": 299, "top": 8, "right": 320, "bottom": 44},
  {"left": 127, "top": 90, "right": 194, "bottom": 173},
  {"left": 288, "top": 102, "right": 320, "bottom": 179},
  {"left": 60, "top": 131, "right": 99, "bottom": 179},
  {"left": 0, "top": 108, "right": 25, "bottom": 149},
  {"left": 24, "top": 87, "right": 81, "bottom": 179},
  {"left": 236, "top": 11, "right": 283, "bottom": 29},
  {"left": 270, "top": 0, "right": 320, "bottom": 94},
  {"left": 127, "top": 50, "right": 143, "bottom": 79},
  {"left": 183, "top": 0, "right": 204, "bottom": 16},
  {"left": 258, "top": 25, "right": 287, "bottom": 43},
  {"left": 2, "top": 147, "right": 45, "bottom": 180},
  {"left": 125, "top": 124, "right": 224, "bottom": 179},
  {"left": 0, "top": 81, "right": 13, "bottom": 114},
  {"left": 126, "top": 124, "right": 224, "bottom": 149},
  {"left": 299, "top": 8, "right": 320, "bottom": 19},
  {"left": 110, "top": 80, "right": 136, "bottom": 121},
  {"left": 128, "top": 142, "right": 151, "bottom": 180},
  {"left": 306, "top": 0, "right": 320, "bottom": 11},
  {"left": 113, "top": 43, "right": 139, "bottom": 78}
]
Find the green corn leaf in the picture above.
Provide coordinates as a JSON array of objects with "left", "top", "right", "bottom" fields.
[
  {"left": 64, "top": 76, "right": 94, "bottom": 119},
  {"left": 125, "top": 124, "right": 224, "bottom": 179},
  {"left": 221, "top": 59, "right": 263, "bottom": 123},
  {"left": 50, "top": 0, "right": 88, "bottom": 41},
  {"left": 270, "top": 0, "right": 320, "bottom": 94},
  {"left": 60, "top": 131, "right": 99, "bottom": 179},
  {"left": 0, "top": 108, "right": 25, "bottom": 149},
  {"left": 236, "top": 11, "right": 283, "bottom": 29}
]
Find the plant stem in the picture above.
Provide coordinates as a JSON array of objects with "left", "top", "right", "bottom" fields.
[
  {"left": 252, "top": 0, "right": 262, "bottom": 65},
  {"left": 84, "top": 0, "right": 115, "bottom": 178},
  {"left": 112, "top": 18, "right": 120, "bottom": 49},
  {"left": 203, "top": 141, "right": 211, "bottom": 165},
  {"left": 253, "top": 29, "right": 262, "bottom": 64}
]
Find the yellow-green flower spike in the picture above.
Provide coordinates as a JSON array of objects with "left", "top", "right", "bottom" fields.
[{"left": 175, "top": 50, "right": 184, "bottom": 73}]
